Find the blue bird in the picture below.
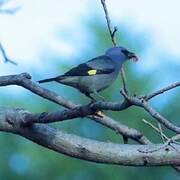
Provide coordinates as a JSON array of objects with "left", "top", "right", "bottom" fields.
[{"left": 38, "top": 46, "right": 138, "bottom": 100}]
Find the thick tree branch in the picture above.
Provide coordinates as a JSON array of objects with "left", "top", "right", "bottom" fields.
[
  {"left": 0, "top": 103, "right": 150, "bottom": 145},
  {"left": 0, "top": 107, "right": 180, "bottom": 166},
  {"left": 0, "top": 73, "right": 148, "bottom": 145},
  {"left": 0, "top": 71, "right": 179, "bottom": 166},
  {"left": 0, "top": 73, "right": 75, "bottom": 108}
]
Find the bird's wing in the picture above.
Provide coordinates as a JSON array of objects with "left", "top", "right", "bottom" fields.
[
  {"left": 63, "top": 56, "right": 116, "bottom": 76},
  {"left": 86, "top": 55, "right": 116, "bottom": 69}
]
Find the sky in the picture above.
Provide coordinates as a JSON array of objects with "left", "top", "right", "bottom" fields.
[{"left": 0, "top": 0, "right": 180, "bottom": 74}]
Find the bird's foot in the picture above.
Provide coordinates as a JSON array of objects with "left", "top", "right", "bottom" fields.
[{"left": 95, "top": 110, "right": 104, "bottom": 118}]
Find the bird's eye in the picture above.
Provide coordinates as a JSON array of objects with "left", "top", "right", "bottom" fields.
[{"left": 121, "top": 49, "right": 129, "bottom": 55}]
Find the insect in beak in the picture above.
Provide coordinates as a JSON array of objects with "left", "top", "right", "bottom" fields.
[{"left": 127, "top": 52, "right": 139, "bottom": 62}]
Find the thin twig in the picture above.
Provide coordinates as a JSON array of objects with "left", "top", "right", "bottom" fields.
[
  {"left": 120, "top": 67, "right": 128, "bottom": 94},
  {"left": 169, "top": 134, "right": 180, "bottom": 144},
  {"left": 0, "top": 0, "right": 20, "bottom": 15},
  {"left": 145, "top": 82, "right": 180, "bottom": 100},
  {"left": 100, "top": 0, "right": 128, "bottom": 94},
  {"left": 142, "top": 102, "right": 180, "bottom": 133},
  {"left": 1, "top": 108, "right": 180, "bottom": 167},
  {"left": 121, "top": 89, "right": 180, "bottom": 134},
  {"left": 158, "top": 123, "right": 166, "bottom": 143},
  {"left": 142, "top": 119, "right": 169, "bottom": 141},
  {"left": 0, "top": 7, "right": 20, "bottom": 14},
  {"left": 100, "top": 0, "right": 117, "bottom": 46},
  {"left": 0, "top": 43, "right": 17, "bottom": 65}
]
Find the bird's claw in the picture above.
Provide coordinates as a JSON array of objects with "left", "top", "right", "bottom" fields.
[{"left": 95, "top": 110, "right": 104, "bottom": 118}]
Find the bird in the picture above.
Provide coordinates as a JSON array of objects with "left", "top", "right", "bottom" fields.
[{"left": 38, "top": 46, "right": 138, "bottom": 101}]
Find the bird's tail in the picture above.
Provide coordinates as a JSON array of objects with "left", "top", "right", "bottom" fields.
[{"left": 38, "top": 77, "right": 57, "bottom": 83}]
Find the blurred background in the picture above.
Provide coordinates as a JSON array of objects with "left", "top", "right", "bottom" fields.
[{"left": 0, "top": 0, "right": 180, "bottom": 179}]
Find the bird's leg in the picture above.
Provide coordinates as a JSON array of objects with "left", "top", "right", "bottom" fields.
[
  {"left": 84, "top": 90, "right": 105, "bottom": 102},
  {"left": 91, "top": 90, "right": 105, "bottom": 117},
  {"left": 84, "top": 92, "right": 96, "bottom": 102},
  {"left": 92, "top": 90, "right": 105, "bottom": 101},
  {"left": 84, "top": 91, "right": 105, "bottom": 117}
]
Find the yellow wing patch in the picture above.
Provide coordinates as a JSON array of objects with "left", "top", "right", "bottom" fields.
[{"left": 87, "top": 69, "right": 97, "bottom": 75}]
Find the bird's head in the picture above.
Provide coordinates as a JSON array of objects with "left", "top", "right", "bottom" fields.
[{"left": 105, "top": 46, "right": 138, "bottom": 63}]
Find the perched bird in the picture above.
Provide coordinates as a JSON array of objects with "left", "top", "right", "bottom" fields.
[{"left": 38, "top": 46, "right": 138, "bottom": 100}]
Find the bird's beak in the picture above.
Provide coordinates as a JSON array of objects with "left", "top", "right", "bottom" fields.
[{"left": 127, "top": 52, "right": 138, "bottom": 62}]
